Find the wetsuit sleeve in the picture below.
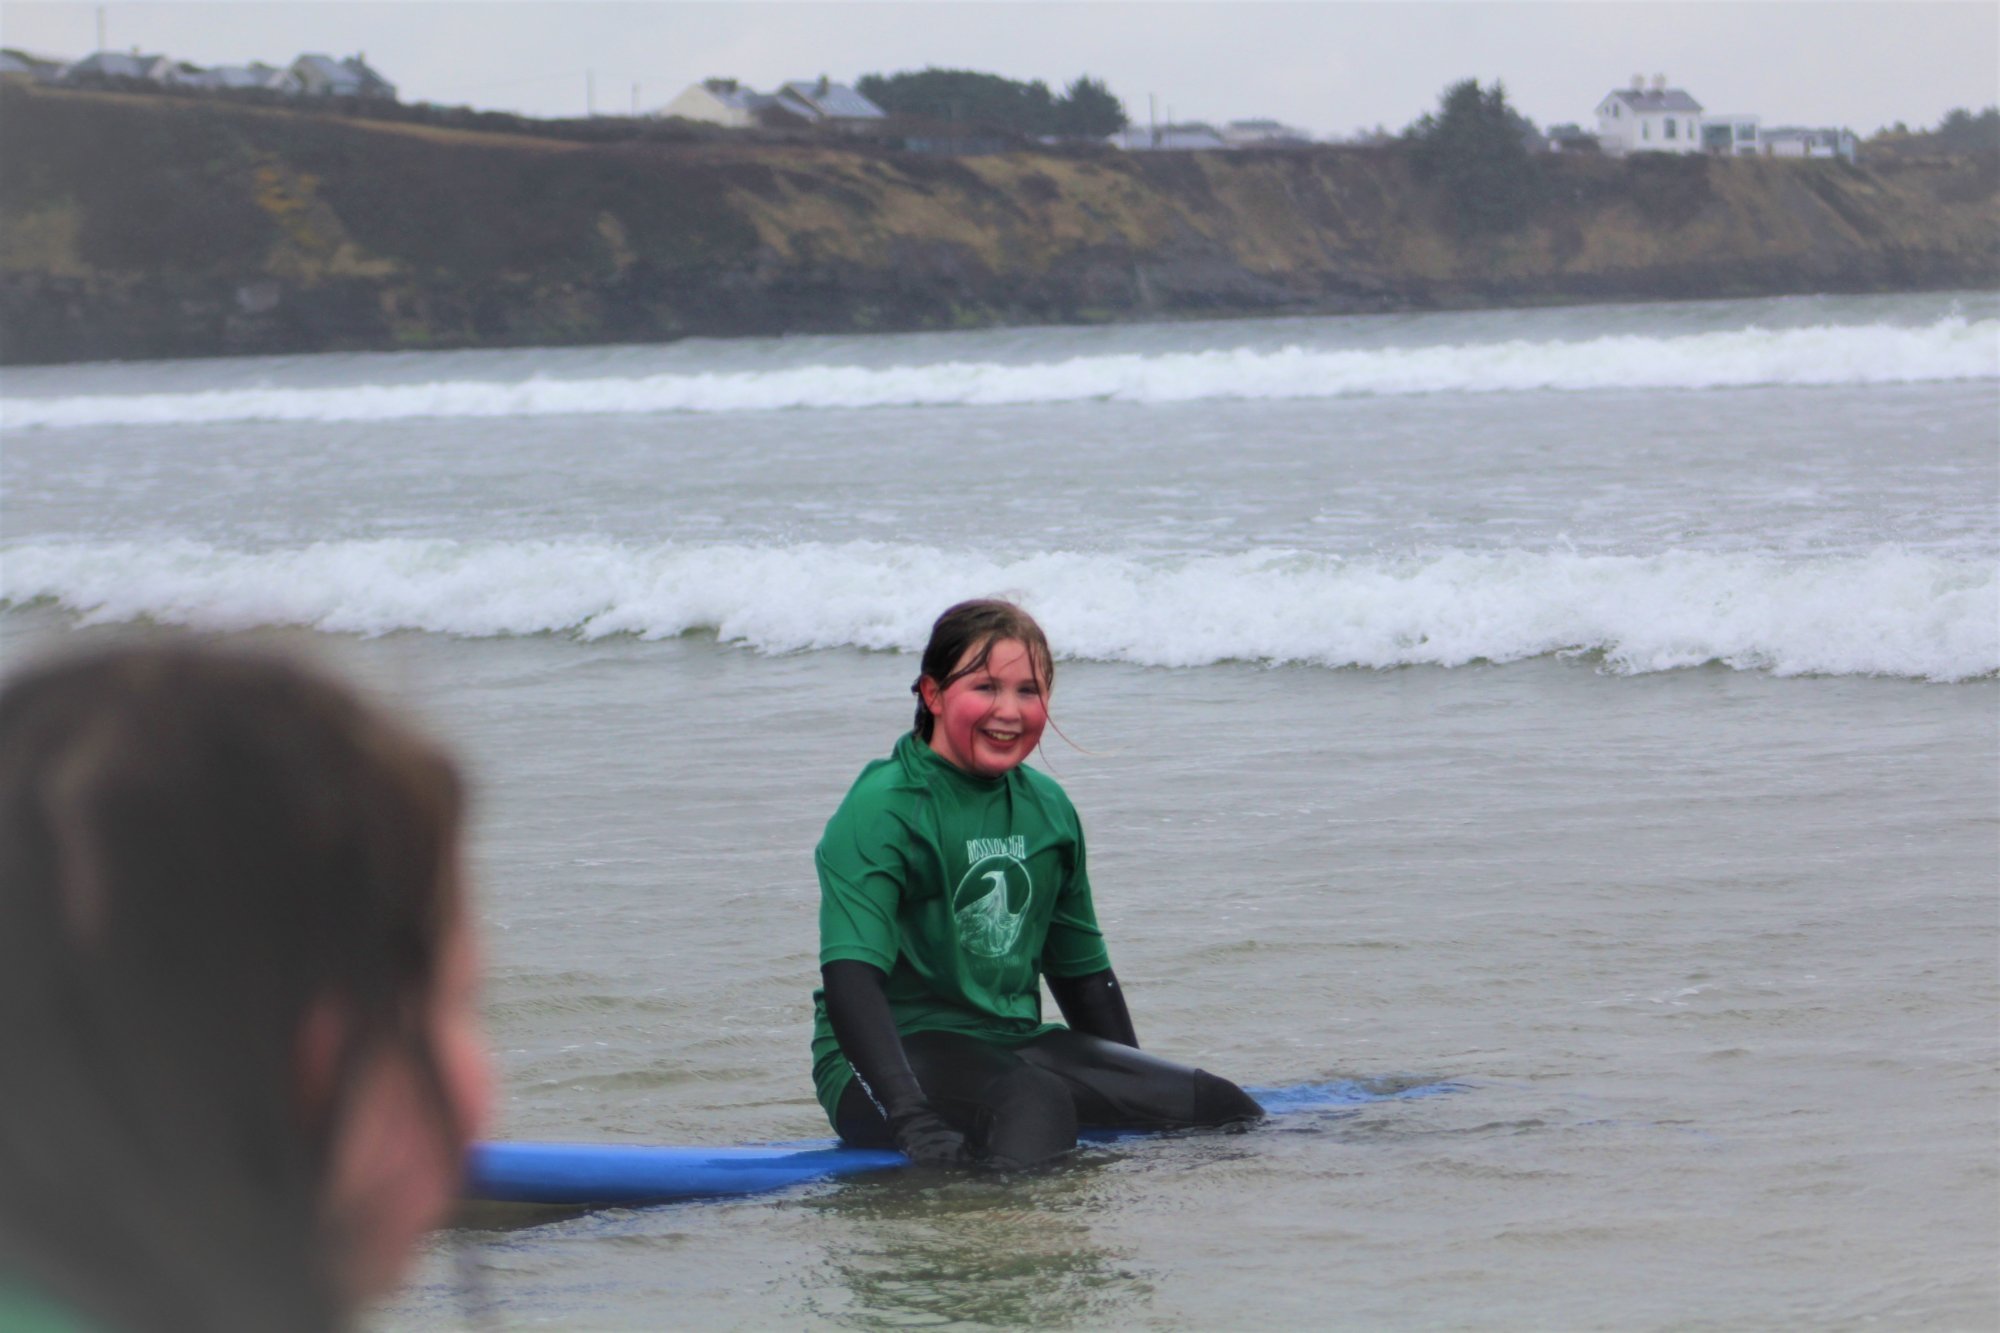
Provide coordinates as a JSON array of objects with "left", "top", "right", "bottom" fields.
[
  {"left": 820, "top": 960, "right": 970, "bottom": 1166},
  {"left": 1047, "top": 967, "right": 1139, "bottom": 1048},
  {"left": 1040, "top": 819, "right": 1113, "bottom": 979}
]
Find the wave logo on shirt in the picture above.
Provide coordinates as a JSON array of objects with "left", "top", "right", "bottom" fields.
[{"left": 954, "top": 836, "right": 1032, "bottom": 958}]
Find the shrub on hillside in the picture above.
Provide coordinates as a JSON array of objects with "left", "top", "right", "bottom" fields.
[{"left": 1404, "top": 79, "right": 1541, "bottom": 236}]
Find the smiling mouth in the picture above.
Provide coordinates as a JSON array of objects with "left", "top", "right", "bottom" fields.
[{"left": 980, "top": 728, "right": 1022, "bottom": 744}]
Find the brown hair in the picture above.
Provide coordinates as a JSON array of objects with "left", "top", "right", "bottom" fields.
[
  {"left": 0, "top": 639, "right": 466, "bottom": 1332},
  {"left": 911, "top": 599, "right": 1055, "bottom": 741}
]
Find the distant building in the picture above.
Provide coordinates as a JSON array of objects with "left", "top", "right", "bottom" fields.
[
  {"left": 661, "top": 76, "right": 882, "bottom": 129},
  {"left": 61, "top": 50, "right": 176, "bottom": 84},
  {"left": 1107, "top": 122, "right": 1228, "bottom": 151},
  {"left": 1594, "top": 75, "right": 1703, "bottom": 155},
  {"left": 773, "top": 78, "right": 885, "bottom": 125},
  {"left": 1703, "top": 113, "right": 1762, "bottom": 156},
  {"left": 1219, "top": 118, "right": 1313, "bottom": 148},
  {"left": 289, "top": 52, "right": 395, "bottom": 100},
  {"left": 659, "top": 78, "right": 776, "bottom": 127},
  {"left": 0, "top": 48, "right": 65, "bottom": 83},
  {"left": 1760, "top": 126, "right": 1858, "bottom": 163},
  {"left": 177, "top": 60, "right": 296, "bottom": 93}
]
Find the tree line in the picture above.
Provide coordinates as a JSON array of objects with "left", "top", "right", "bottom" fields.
[
  {"left": 855, "top": 68, "right": 1127, "bottom": 137},
  {"left": 1876, "top": 106, "right": 2000, "bottom": 154}
]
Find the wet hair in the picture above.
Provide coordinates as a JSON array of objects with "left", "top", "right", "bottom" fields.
[
  {"left": 910, "top": 599, "right": 1055, "bottom": 742},
  {"left": 0, "top": 640, "right": 466, "bottom": 1333}
]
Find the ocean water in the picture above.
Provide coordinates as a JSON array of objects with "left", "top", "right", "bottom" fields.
[{"left": 2, "top": 292, "right": 1996, "bottom": 1330}]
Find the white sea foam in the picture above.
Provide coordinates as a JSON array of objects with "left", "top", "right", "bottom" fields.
[
  {"left": 4, "top": 539, "right": 1993, "bottom": 682},
  {"left": 4, "top": 318, "right": 1995, "bottom": 429}
]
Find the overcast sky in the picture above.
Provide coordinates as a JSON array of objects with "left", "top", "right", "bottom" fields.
[{"left": 3, "top": 1, "right": 1995, "bottom": 137}]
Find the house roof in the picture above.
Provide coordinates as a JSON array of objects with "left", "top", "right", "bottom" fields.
[
  {"left": 779, "top": 79, "right": 884, "bottom": 120},
  {"left": 693, "top": 79, "right": 772, "bottom": 113},
  {"left": 1602, "top": 88, "right": 1703, "bottom": 114}
]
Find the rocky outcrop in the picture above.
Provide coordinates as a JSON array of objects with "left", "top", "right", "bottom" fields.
[{"left": 2, "top": 84, "right": 1995, "bottom": 363}]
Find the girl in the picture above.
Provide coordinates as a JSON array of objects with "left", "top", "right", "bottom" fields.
[
  {"left": 810, "top": 599, "right": 1262, "bottom": 1168},
  {"left": 0, "top": 642, "right": 492, "bottom": 1331}
]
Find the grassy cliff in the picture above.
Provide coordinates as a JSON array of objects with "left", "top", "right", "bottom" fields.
[{"left": 3, "top": 83, "right": 1995, "bottom": 363}]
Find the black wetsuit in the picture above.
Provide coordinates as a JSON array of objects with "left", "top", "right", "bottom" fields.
[{"left": 823, "top": 960, "right": 1262, "bottom": 1168}]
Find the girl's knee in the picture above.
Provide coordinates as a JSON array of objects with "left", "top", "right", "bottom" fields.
[{"left": 975, "top": 1063, "right": 1077, "bottom": 1168}]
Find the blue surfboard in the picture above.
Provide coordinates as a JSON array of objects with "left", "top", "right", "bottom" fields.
[{"left": 464, "top": 1079, "right": 1458, "bottom": 1208}]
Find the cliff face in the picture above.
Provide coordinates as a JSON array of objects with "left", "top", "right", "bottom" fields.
[{"left": 3, "top": 85, "right": 1996, "bottom": 363}]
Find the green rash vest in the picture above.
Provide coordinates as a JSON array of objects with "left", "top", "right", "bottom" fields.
[
  {"left": 0, "top": 1282, "right": 96, "bottom": 1333},
  {"left": 810, "top": 731, "right": 1112, "bottom": 1124}
]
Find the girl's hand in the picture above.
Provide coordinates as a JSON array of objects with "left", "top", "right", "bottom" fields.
[{"left": 889, "top": 1107, "right": 972, "bottom": 1167}]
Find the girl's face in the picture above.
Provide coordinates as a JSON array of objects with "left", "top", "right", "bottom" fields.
[
  {"left": 921, "top": 637, "right": 1049, "bottom": 778},
  {"left": 314, "top": 875, "right": 493, "bottom": 1310}
]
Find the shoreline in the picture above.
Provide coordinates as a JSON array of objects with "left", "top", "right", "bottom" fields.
[
  {"left": 10, "top": 277, "right": 1996, "bottom": 372},
  {"left": 4, "top": 85, "right": 1997, "bottom": 366}
]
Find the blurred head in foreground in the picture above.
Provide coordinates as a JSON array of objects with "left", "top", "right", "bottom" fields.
[{"left": 0, "top": 640, "right": 492, "bottom": 1332}]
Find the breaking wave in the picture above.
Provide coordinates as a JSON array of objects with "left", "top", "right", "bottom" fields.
[
  {"left": 4, "top": 538, "right": 1992, "bottom": 682},
  {"left": 4, "top": 318, "right": 1995, "bottom": 429}
]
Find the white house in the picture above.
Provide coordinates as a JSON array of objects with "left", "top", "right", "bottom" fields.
[
  {"left": 1594, "top": 76, "right": 1703, "bottom": 155},
  {"left": 659, "top": 78, "right": 774, "bottom": 127},
  {"left": 289, "top": 53, "right": 395, "bottom": 100}
]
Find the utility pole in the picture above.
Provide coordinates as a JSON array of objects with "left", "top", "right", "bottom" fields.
[
  {"left": 1149, "top": 92, "right": 1157, "bottom": 148},
  {"left": 631, "top": 82, "right": 639, "bottom": 116},
  {"left": 96, "top": 5, "right": 106, "bottom": 51}
]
